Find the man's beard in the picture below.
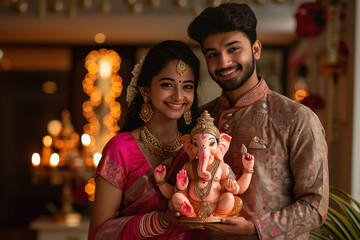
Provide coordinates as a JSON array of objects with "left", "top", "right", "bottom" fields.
[{"left": 210, "top": 55, "right": 255, "bottom": 91}]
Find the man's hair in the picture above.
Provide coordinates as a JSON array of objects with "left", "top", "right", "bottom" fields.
[{"left": 188, "top": 3, "right": 257, "bottom": 47}]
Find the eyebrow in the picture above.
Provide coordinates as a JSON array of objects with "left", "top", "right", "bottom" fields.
[
  {"left": 159, "top": 78, "right": 195, "bottom": 84},
  {"left": 209, "top": 137, "right": 216, "bottom": 141},
  {"left": 159, "top": 77, "right": 175, "bottom": 81},
  {"left": 204, "top": 40, "right": 242, "bottom": 54}
]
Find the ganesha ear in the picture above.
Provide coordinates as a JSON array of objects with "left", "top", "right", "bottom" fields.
[
  {"left": 216, "top": 133, "right": 232, "bottom": 160},
  {"left": 181, "top": 134, "right": 196, "bottom": 160}
]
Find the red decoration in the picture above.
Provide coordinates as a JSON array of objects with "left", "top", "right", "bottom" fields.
[
  {"left": 320, "top": 40, "right": 348, "bottom": 78},
  {"left": 71, "top": 183, "right": 89, "bottom": 206},
  {"left": 295, "top": 2, "right": 327, "bottom": 38},
  {"left": 300, "top": 94, "right": 326, "bottom": 111}
]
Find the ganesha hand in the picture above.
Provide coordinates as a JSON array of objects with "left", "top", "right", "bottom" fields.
[
  {"left": 242, "top": 153, "right": 254, "bottom": 170},
  {"left": 154, "top": 164, "right": 167, "bottom": 182},
  {"left": 224, "top": 178, "right": 238, "bottom": 194},
  {"left": 176, "top": 169, "right": 189, "bottom": 191}
]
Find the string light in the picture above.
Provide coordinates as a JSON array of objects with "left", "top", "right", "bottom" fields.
[{"left": 82, "top": 48, "right": 122, "bottom": 155}]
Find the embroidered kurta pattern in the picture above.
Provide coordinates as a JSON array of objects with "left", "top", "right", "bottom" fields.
[{"left": 202, "top": 78, "right": 329, "bottom": 240}]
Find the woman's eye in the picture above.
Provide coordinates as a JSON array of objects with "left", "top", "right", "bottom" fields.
[
  {"left": 184, "top": 84, "right": 194, "bottom": 90},
  {"left": 161, "top": 83, "right": 172, "bottom": 87}
]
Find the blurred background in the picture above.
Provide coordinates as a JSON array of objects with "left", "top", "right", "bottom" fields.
[{"left": 0, "top": 0, "right": 359, "bottom": 239}]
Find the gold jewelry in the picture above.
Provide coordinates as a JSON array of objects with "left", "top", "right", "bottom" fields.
[
  {"left": 139, "top": 102, "right": 154, "bottom": 122},
  {"left": 175, "top": 185, "right": 187, "bottom": 193},
  {"left": 230, "top": 184, "right": 238, "bottom": 194},
  {"left": 191, "top": 110, "right": 220, "bottom": 140},
  {"left": 156, "top": 179, "right": 166, "bottom": 186},
  {"left": 140, "top": 126, "right": 183, "bottom": 161},
  {"left": 193, "top": 159, "right": 220, "bottom": 201},
  {"left": 244, "top": 168, "right": 254, "bottom": 174},
  {"left": 126, "top": 56, "right": 145, "bottom": 106},
  {"left": 159, "top": 212, "right": 169, "bottom": 229},
  {"left": 176, "top": 60, "right": 187, "bottom": 76},
  {"left": 184, "top": 110, "right": 192, "bottom": 125}
]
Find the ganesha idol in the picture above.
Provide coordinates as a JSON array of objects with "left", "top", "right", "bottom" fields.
[{"left": 154, "top": 110, "right": 255, "bottom": 223}]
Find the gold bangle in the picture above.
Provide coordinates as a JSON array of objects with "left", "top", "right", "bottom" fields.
[
  {"left": 156, "top": 179, "right": 166, "bottom": 186},
  {"left": 244, "top": 168, "right": 254, "bottom": 174},
  {"left": 175, "top": 185, "right": 187, "bottom": 193},
  {"left": 230, "top": 184, "right": 238, "bottom": 194},
  {"left": 159, "top": 211, "right": 169, "bottom": 229}
]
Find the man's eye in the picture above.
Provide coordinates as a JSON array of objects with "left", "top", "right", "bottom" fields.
[
  {"left": 207, "top": 53, "right": 217, "bottom": 58},
  {"left": 230, "top": 47, "right": 239, "bottom": 52}
]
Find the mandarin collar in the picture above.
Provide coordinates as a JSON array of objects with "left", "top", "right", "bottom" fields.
[{"left": 219, "top": 78, "right": 269, "bottom": 108}]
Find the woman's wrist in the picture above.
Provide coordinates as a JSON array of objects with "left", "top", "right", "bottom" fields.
[{"left": 159, "top": 211, "right": 170, "bottom": 229}]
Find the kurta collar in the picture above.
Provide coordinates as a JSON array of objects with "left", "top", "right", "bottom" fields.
[{"left": 219, "top": 77, "right": 269, "bottom": 108}]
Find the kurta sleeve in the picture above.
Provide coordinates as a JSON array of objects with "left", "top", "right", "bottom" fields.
[{"left": 252, "top": 106, "right": 329, "bottom": 239}]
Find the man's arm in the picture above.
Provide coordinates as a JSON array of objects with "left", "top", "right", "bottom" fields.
[{"left": 252, "top": 107, "right": 329, "bottom": 239}]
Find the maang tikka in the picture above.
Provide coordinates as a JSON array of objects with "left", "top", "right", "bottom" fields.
[{"left": 176, "top": 60, "right": 187, "bottom": 76}]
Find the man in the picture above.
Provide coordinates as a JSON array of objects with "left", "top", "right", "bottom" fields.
[{"left": 188, "top": 3, "right": 329, "bottom": 239}]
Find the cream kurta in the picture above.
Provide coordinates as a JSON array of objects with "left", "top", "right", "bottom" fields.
[{"left": 202, "top": 78, "right": 329, "bottom": 240}]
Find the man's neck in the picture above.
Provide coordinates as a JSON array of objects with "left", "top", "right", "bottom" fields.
[{"left": 224, "top": 75, "right": 260, "bottom": 106}]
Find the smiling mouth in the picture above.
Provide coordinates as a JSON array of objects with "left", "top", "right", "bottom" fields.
[
  {"left": 216, "top": 65, "right": 241, "bottom": 77},
  {"left": 166, "top": 102, "right": 185, "bottom": 110}
]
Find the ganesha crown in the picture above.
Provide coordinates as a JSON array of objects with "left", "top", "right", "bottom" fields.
[{"left": 191, "top": 110, "right": 220, "bottom": 139}]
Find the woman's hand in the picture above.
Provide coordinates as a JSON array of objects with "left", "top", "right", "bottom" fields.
[{"left": 163, "top": 209, "right": 204, "bottom": 230}]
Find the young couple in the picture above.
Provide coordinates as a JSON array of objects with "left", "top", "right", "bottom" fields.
[{"left": 89, "top": 3, "right": 329, "bottom": 240}]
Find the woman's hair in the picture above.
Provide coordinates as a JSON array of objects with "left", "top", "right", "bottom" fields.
[
  {"left": 121, "top": 40, "right": 200, "bottom": 134},
  {"left": 188, "top": 3, "right": 257, "bottom": 47}
]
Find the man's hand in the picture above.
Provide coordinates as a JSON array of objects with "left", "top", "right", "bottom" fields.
[{"left": 203, "top": 217, "right": 256, "bottom": 235}]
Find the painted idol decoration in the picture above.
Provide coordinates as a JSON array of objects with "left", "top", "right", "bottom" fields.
[{"left": 155, "top": 110, "right": 255, "bottom": 222}]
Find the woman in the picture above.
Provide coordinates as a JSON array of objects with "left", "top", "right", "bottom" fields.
[{"left": 89, "top": 40, "right": 202, "bottom": 239}]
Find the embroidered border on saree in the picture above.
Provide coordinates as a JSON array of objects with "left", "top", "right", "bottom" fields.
[
  {"left": 93, "top": 216, "right": 134, "bottom": 240},
  {"left": 97, "top": 155, "right": 127, "bottom": 191}
]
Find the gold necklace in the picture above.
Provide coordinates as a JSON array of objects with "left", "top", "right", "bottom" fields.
[
  {"left": 193, "top": 159, "right": 220, "bottom": 201},
  {"left": 140, "top": 126, "right": 183, "bottom": 161}
]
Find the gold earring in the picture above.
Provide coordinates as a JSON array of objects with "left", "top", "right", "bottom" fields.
[
  {"left": 140, "top": 102, "right": 154, "bottom": 123},
  {"left": 184, "top": 110, "right": 192, "bottom": 125}
]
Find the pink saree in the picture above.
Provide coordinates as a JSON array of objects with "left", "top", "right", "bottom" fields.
[{"left": 91, "top": 133, "right": 203, "bottom": 240}]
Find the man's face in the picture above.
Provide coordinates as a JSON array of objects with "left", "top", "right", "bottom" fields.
[{"left": 202, "top": 31, "right": 260, "bottom": 91}]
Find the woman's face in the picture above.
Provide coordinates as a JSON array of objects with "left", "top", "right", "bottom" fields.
[{"left": 149, "top": 59, "right": 195, "bottom": 122}]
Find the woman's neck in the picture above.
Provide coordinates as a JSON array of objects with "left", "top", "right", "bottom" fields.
[{"left": 144, "top": 119, "right": 179, "bottom": 144}]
